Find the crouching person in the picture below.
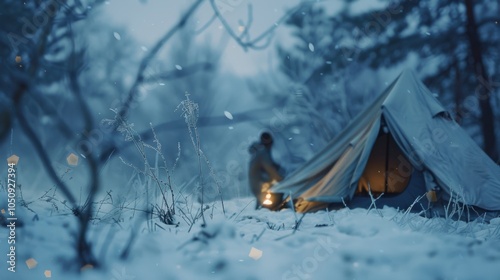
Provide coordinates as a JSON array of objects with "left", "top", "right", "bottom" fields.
[{"left": 248, "top": 132, "right": 283, "bottom": 209}]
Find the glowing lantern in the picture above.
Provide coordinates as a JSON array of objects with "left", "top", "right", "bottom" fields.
[
  {"left": 262, "top": 192, "right": 273, "bottom": 205},
  {"left": 260, "top": 192, "right": 284, "bottom": 210}
]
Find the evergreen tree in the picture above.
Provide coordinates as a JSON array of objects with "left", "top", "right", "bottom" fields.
[
  {"left": 275, "top": 4, "right": 370, "bottom": 153},
  {"left": 279, "top": 0, "right": 499, "bottom": 160},
  {"left": 331, "top": 0, "right": 499, "bottom": 160}
]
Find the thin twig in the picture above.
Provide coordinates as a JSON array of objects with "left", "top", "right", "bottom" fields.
[
  {"left": 115, "top": 0, "right": 204, "bottom": 123},
  {"left": 209, "top": 0, "right": 307, "bottom": 51},
  {"left": 144, "top": 62, "right": 213, "bottom": 83}
]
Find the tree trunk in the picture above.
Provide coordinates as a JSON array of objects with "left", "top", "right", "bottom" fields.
[
  {"left": 453, "top": 58, "right": 463, "bottom": 124},
  {"left": 464, "top": 0, "right": 498, "bottom": 160}
]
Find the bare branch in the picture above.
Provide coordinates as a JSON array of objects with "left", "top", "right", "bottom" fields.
[
  {"left": 195, "top": 13, "right": 218, "bottom": 34},
  {"left": 209, "top": 0, "right": 308, "bottom": 51},
  {"left": 116, "top": 0, "right": 205, "bottom": 122},
  {"left": 144, "top": 62, "right": 213, "bottom": 83},
  {"left": 15, "top": 108, "right": 78, "bottom": 208}
]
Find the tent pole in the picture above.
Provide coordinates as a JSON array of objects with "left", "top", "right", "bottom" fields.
[{"left": 384, "top": 130, "right": 390, "bottom": 193}]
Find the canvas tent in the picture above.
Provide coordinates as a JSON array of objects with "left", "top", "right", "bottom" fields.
[{"left": 271, "top": 70, "right": 500, "bottom": 214}]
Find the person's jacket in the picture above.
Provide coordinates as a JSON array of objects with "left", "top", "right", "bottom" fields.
[{"left": 248, "top": 142, "right": 283, "bottom": 201}]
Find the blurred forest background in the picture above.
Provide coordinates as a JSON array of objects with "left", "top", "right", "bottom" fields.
[{"left": 0, "top": 0, "right": 499, "bottom": 264}]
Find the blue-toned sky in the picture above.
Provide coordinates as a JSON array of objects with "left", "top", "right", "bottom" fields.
[
  {"left": 102, "top": 0, "right": 393, "bottom": 76},
  {"left": 103, "top": 0, "right": 313, "bottom": 76}
]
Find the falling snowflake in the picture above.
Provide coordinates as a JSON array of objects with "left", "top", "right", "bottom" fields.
[
  {"left": 7, "top": 154, "right": 19, "bottom": 165},
  {"left": 66, "top": 153, "right": 79, "bottom": 166},
  {"left": 249, "top": 247, "right": 263, "bottom": 260},
  {"left": 224, "top": 111, "right": 233, "bottom": 120},
  {"left": 175, "top": 64, "right": 183, "bottom": 70},
  {"left": 113, "top": 32, "right": 121, "bottom": 40},
  {"left": 26, "top": 258, "right": 38, "bottom": 269},
  {"left": 308, "top": 43, "right": 315, "bottom": 52}
]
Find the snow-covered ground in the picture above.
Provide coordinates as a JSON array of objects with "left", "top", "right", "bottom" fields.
[{"left": 1, "top": 198, "right": 500, "bottom": 280}]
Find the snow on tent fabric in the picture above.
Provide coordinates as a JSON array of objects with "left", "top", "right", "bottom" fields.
[{"left": 271, "top": 70, "right": 500, "bottom": 214}]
